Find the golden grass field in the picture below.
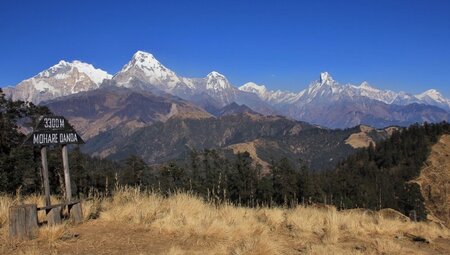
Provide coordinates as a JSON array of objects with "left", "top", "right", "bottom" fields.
[{"left": 1, "top": 187, "right": 450, "bottom": 255}]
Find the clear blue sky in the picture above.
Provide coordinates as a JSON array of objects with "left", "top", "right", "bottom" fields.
[{"left": 1, "top": 0, "right": 449, "bottom": 96}]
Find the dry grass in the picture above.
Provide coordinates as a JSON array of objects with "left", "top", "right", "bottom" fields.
[
  {"left": 1, "top": 187, "right": 450, "bottom": 254},
  {"left": 414, "top": 134, "right": 450, "bottom": 227},
  {"left": 97, "top": 187, "right": 450, "bottom": 254},
  {"left": 37, "top": 223, "right": 69, "bottom": 247},
  {"left": 0, "top": 195, "right": 14, "bottom": 229}
]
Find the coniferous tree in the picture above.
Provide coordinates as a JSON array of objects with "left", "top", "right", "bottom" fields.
[
  {"left": 122, "top": 155, "right": 147, "bottom": 186},
  {"left": 0, "top": 89, "right": 51, "bottom": 193},
  {"left": 159, "top": 162, "right": 187, "bottom": 194},
  {"left": 272, "top": 158, "right": 298, "bottom": 206},
  {"left": 228, "top": 152, "right": 258, "bottom": 204}
]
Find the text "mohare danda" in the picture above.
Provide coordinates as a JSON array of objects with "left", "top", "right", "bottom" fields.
[{"left": 33, "top": 133, "right": 79, "bottom": 144}]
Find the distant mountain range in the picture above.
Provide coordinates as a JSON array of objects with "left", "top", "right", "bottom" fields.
[
  {"left": 240, "top": 72, "right": 450, "bottom": 111},
  {"left": 3, "top": 50, "right": 449, "bottom": 128},
  {"left": 35, "top": 84, "right": 392, "bottom": 170},
  {"left": 240, "top": 72, "right": 449, "bottom": 128},
  {"left": 5, "top": 50, "right": 447, "bottom": 167}
]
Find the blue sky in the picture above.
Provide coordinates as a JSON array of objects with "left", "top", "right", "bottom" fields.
[{"left": 1, "top": 0, "right": 449, "bottom": 96}]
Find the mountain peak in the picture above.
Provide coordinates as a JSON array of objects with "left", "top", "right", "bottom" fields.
[
  {"left": 207, "top": 71, "right": 225, "bottom": 78},
  {"left": 359, "top": 81, "right": 372, "bottom": 88},
  {"left": 239, "top": 82, "right": 267, "bottom": 94},
  {"left": 128, "top": 51, "right": 161, "bottom": 68},
  {"left": 319, "top": 72, "right": 335, "bottom": 85},
  {"left": 416, "top": 89, "right": 446, "bottom": 102},
  {"left": 132, "top": 50, "right": 156, "bottom": 60},
  {"left": 218, "top": 102, "right": 256, "bottom": 116},
  {"left": 36, "top": 60, "right": 111, "bottom": 84},
  {"left": 56, "top": 60, "right": 69, "bottom": 66},
  {"left": 358, "top": 81, "right": 379, "bottom": 91},
  {"left": 70, "top": 61, "right": 112, "bottom": 84},
  {"left": 305, "top": 72, "right": 338, "bottom": 95},
  {"left": 7, "top": 59, "right": 112, "bottom": 103},
  {"left": 206, "top": 71, "right": 231, "bottom": 90},
  {"left": 422, "top": 89, "right": 439, "bottom": 95},
  {"left": 116, "top": 50, "right": 183, "bottom": 89}
]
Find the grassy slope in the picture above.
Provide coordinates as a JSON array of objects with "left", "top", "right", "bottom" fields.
[
  {"left": 1, "top": 188, "right": 450, "bottom": 255},
  {"left": 414, "top": 134, "right": 450, "bottom": 227}
]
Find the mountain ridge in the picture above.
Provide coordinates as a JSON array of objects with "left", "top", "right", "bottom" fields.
[
  {"left": 3, "top": 60, "right": 111, "bottom": 104},
  {"left": 43, "top": 86, "right": 212, "bottom": 140},
  {"left": 240, "top": 72, "right": 450, "bottom": 111},
  {"left": 82, "top": 111, "right": 394, "bottom": 170},
  {"left": 4, "top": 50, "right": 449, "bottom": 128},
  {"left": 5, "top": 51, "right": 449, "bottom": 109}
]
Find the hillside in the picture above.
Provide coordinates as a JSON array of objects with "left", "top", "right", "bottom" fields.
[
  {"left": 414, "top": 134, "right": 450, "bottom": 227},
  {"left": 322, "top": 122, "right": 450, "bottom": 220},
  {"left": 44, "top": 86, "right": 212, "bottom": 139},
  {"left": 83, "top": 112, "right": 391, "bottom": 170},
  {"left": 2, "top": 189, "right": 450, "bottom": 255}
]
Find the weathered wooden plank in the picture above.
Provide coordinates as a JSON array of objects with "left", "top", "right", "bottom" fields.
[
  {"left": 41, "top": 146, "right": 51, "bottom": 206},
  {"left": 46, "top": 206, "right": 62, "bottom": 226},
  {"left": 69, "top": 202, "right": 83, "bottom": 224},
  {"left": 37, "top": 200, "right": 80, "bottom": 211},
  {"left": 9, "top": 204, "right": 38, "bottom": 240},
  {"left": 8, "top": 206, "right": 22, "bottom": 238},
  {"left": 62, "top": 145, "right": 72, "bottom": 201}
]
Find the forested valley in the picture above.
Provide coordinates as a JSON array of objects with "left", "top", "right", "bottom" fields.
[{"left": 1, "top": 88, "right": 449, "bottom": 220}]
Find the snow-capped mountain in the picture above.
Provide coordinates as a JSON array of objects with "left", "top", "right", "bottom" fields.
[
  {"left": 3, "top": 50, "right": 274, "bottom": 115},
  {"left": 239, "top": 72, "right": 450, "bottom": 111},
  {"left": 205, "top": 71, "right": 232, "bottom": 91},
  {"left": 353, "top": 82, "right": 398, "bottom": 104},
  {"left": 238, "top": 72, "right": 449, "bottom": 128},
  {"left": 112, "top": 51, "right": 238, "bottom": 103},
  {"left": 110, "top": 51, "right": 274, "bottom": 112},
  {"left": 415, "top": 89, "right": 450, "bottom": 110},
  {"left": 4, "top": 60, "right": 111, "bottom": 104},
  {"left": 199, "top": 71, "right": 238, "bottom": 105},
  {"left": 112, "top": 51, "right": 193, "bottom": 92},
  {"left": 112, "top": 51, "right": 230, "bottom": 100},
  {"left": 239, "top": 82, "right": 297, "bottom": 104},
  {"left": 3, "top": 51, "right": 449, "bottom": 128}
]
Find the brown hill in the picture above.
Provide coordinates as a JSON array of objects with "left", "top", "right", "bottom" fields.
[
  {"left": 345, "top": 125, "right": 398, "bottom": 149},
  {"left": 227, "top": 139, "right": 271, "bottom": 172},
  {"left": 44, "top": 87, "right": 212, "bottom": 139},
  {"left": 84, "top": 112, "right": 391, "bottom": 170},
  {"left": 414, "top": 134, "right": 450, "bottom": 227}
]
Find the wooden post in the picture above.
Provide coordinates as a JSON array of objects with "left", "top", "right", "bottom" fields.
[
  {"left": 46, "top": 206, "right": 62, "bottom": 226},
  {"left": 9, "top": 204, "right": 39, "bottom": 240},
  {"left": 69, "top": 202, "right": 83, "bottom": 224},
  {"left": 41, "top": 146, "right": 51, "bottom": 206},
  {"left": 62, "top": 145, "right": 72, "bottom": 201},
  {"left": 409, "top": 210, "right": 417, "bottom": 222}
]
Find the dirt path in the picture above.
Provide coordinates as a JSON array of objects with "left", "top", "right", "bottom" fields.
[
  {"left": 57, "top": 221, "right": 167, "bottom": 254},
  {"left": 2, "top": 221, "right": 176, "bottom": 255},
  {"left": 2, "top": 220, "right": 450, "bottom": 255}
]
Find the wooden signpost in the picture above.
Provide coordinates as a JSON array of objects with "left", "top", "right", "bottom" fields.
[
  {"left": 25, "top": 115, "right": 84, "bottom": 204},
  {"left": 9, "top": 115, "right": 84, "bottom": 239}
]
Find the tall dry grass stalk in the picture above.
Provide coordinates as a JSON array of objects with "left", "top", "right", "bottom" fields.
[
  {"left": 38, "top": 223, "right": 69, "bottom": 247},
  {"left": 0, "top": 195, "right": 14, "bottom": 229}
]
